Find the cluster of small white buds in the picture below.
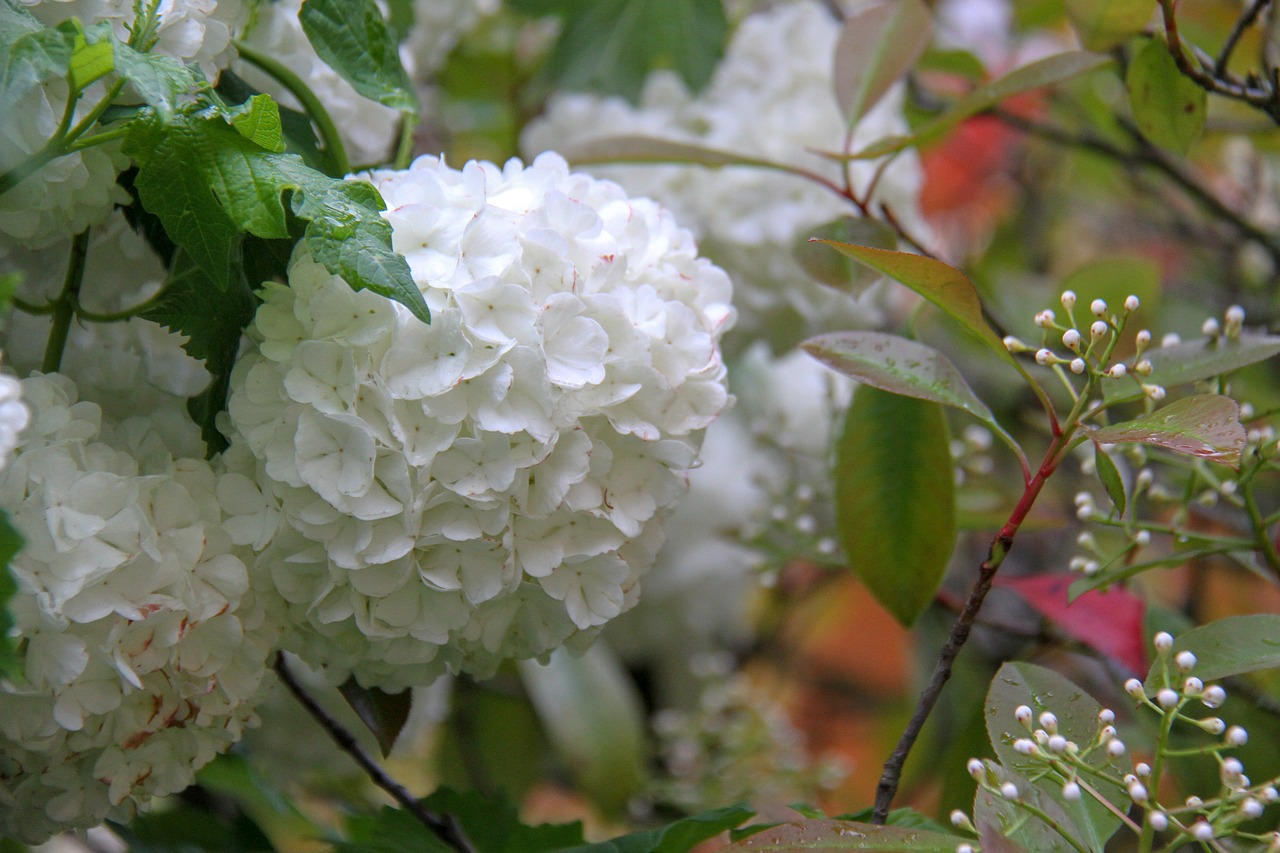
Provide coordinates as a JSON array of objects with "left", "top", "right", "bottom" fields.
[{"left": 1075, "top": 491, "right": 1097, "bottom": 520}]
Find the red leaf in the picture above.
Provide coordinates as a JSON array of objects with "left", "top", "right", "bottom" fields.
[{"left": 999, "top": 574, "right": 1148, "bottom": 674}]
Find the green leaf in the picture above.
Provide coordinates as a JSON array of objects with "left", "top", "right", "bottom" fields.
[
  {"left": 338, "top": 679, "right": 412, "bottom": 757},
  {"left": 112, "top": 805, "right": 277, "bottom": 853},
  {"left": 848, "top": 52, "right": 1112, "bottom": 160},
  {"left": 0, "top": 270, "right": 20, "bottom": 311},
  {"left": 1145, "top": 615, "right": 1280, "bottom": 688},
  {"left": 812, "top": 242, "right": 1013, "bottom": 365},
  {"left": 723, "top": 820, "right": 967, "bottom": 851},
  {"left": 973, "top": 762, "right": 1090, "bottom": 853},
  {"left": 833, "top": 0, "right": 933, "bottom": 125},
  {"left": 0, "top": 9, "right": 73, "bottom": 112},
  {"left": 562, "top": 134, "right": 794, "bottom": 173},
  {"left": 561, "top": 803, "right": 753, "bottom": 853},
  {"left": 835, "top": 385, "right": 955, "bottom": 625},
  {"left": 196, "top": 753, "right": 321, "bottom": 844},
  {"left": 230, "top": 94, "right": 286, "bottom": 153},
  {"left": 1126, "top": 39, "right": 1206, "bottom": 154},
  {"left": 1092, "top": 441, "right": 1126, "bottom": 517},
  {"left": 984, "top": 662, "right": 1127, "bottom": 850},
  {"left": 1057, "top": 255, "right": 1161, "bottom": 323},
  {"left": 527, "top": 0, "right": 728, "bottom": 103},
  {"left": 793, "top": 217, "right": 897, "bottom": 295},
  {"left": 1104, "top": 333, "right": 1280, "bottom": 403},
  {"left": 142, "top": 251, "right": 257, "bottom": 455},
  {"left": 1065, "top": 0, "right": 1153, "bottom": 50},
  {"left": 0, "top": 509, "right": 24, "bottom": 678},
  {"left": 69, "top": 27, "right": 113, "bottom": 91},
  {"left": 1090, "top": 394, "right": 1246, "bottom": 469},
  {"left": 109, "top": 38, "right": 195, "bottom": 120},
  {"left": 518, "top": 644, "right": 647, "bottom": 816},
  {"left": 299, "top": 0, "right": 418, "bottom": 113}
]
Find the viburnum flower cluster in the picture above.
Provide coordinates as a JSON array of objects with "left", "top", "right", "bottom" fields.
[
  {"left": 221, "top": 152, "right": 734, "bottom": 691},
  {"left": 521, "top": 0, "right": 925, "bottom": 350},
  {"left": 0, "top": 373, "right": 279, "bottom": 842}
]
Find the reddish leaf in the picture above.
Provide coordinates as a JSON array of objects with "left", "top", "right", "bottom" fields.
[
  {"left": 1091, "top": 394, "right": 1246, "bottom": 468},
  {"left": 999, "top": 574, "right": 1148, "bottom": 674}
]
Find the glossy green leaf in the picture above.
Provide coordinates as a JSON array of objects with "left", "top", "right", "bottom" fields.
[
  {"left": 794, "top": 217, "right": 897, "bottom": 294},
  {"left": 984, "top": 663, "right": 1126, "bottom": 850},
  {"left": 813, "top": 243, "right": 1013, "bottom": 364},
  {"left": 1092, "top": 441, "right": 1126, "bottom": 517},
  {"left": 848, "top": 52, "right": 1112, "bottom": 160},
  {"left": 300, "top": 0, "right": 418, "bottom": 113},
  {"left": 68, "top": 29, "right": 112, "bottom": 90},
  {"left": 0, "top": 509, "right": 23, "bottom": 677},
  {"left": 1104, "top": 333, "right": 1280, "bottom": 403},
  {"left": 231, "top": 93, "right": 286, "bottom": 152},
  {"left": 561, "top": 804, "right": 753, "bottom": 853},
  {"left": 518, "top": 644, "right": 647, "bottom": 815},
  {"left": 724, "top": 820, "right": 966, "bottom": 851},
  {"left": 1065, "top": 0, "right": 1152, "bottom": 50},
  {"left": 973, "top": 762, "right": 1090, "bottom": 853},
  {"left": 836, "top": 385, "right": 955, "bottom": 625},
  {"left": 562, "top": 134, "right": 792, "bottom": 173},
  {"left": 833, "top": 0, "right": 933, "bottom": 125},
  {"left": 1145, "top": 615, "right": 1280, "bottom": 689},
  {"left": 1127, "top": 39, "right": 1206, "bottom": 154},
  {"left": 1090, "top": 394, "right": 1246, "bottom": 468},
  {"left": 338, "top": 679, "right": 413, "bottom": 757}
]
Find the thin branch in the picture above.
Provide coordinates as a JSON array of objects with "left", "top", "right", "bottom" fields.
[
  {"left": 272, "top": 654, "right": 477, "bottom": 853},
  {"left": 1216, "top": 0, "right": 1272, "bottom": 76},
  {"left": 1158, "top": 0, "right": 1280, "bottom": 121}
]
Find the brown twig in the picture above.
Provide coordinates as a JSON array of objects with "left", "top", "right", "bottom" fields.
[
  {"left": 272, "top": 654, "right": 477, "bottom": 853},
  {"left": 1215, "top": 0, "right": 1273, "bottom": 76},
  {"left": 1158, "top": 0, "right": 1280, "bottom": 121}
]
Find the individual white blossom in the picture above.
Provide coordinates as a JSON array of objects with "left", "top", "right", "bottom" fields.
[
  {"left": 0, "top": 373, "right": 279, "bottom": 844},
  {"left": 521, "top": 0, "right": 926, "bottom": 351},
  {"left": 0, "top": 364, "right": 28, "bottom": 470},
  {"left": 222, "top": 152, "right": 733, "bottom": 691}
]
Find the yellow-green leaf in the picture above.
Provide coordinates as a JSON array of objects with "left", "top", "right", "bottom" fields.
[
  {"left": 1065, "top": 0, "right": 1152, "bottom": 50},
  {"left": 1127, "top": 39, "right": 1206, "bottom": 154}
]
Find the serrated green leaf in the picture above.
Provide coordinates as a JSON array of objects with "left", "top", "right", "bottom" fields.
[
  {"left": 338, "top": 679, "right": 412, "bottom": 758},
  {"left": 1065, "top": 0, "right": 1152, "bottom": 50},
  {"left": 813, "top": 243, "right": 1013, "bottom": 365},
  {"left": 1104, "top": 333, "right": 1280, "bottom": 403},
  {"left": 528, "top": 0, "right": 727, "bottom": 103},
  {"left": 794, "top": 217, "right": 897, "bottom": 295},
  {"left": 0, "top": 509, "right": 24, "bottom": 677},
  {"left": 1127, "top": 39, "right": 1206, "bottom": 154},
  {"left": 69, "top": 38, "right": 112, "bottom": 92},
  {"left": 518, "top": 644, "right": 647, "bottom": 816},
  {"left": 836, "top": 385, "right": 955, "bottom": 625},
  {"left": 231, "top": 93, "right": 286, "bottom": 152},
  {"left": 723, "top": 820, "right": 966, "bottom": 851},
  {"left": 561, "top": 803, "right": 753, "bottom": 853},
  {"left": 1092, "top": 441, "right": 1126, "bottom": 517},
  {"left": 984, "top": 663, "right": 1126, "bottom": 850},
  {"left": 299, "top": 0, "right": 417, "bottom": 113},
  {"left": 109, "top": 37, "right": 195, "bottom": 120},
  {"left": 1090, "top": 394, "right": 1245, "bottom": 468},
  {"left": 833, "top": 0, "right": 933, "bottom": 125},
  {"left": 1145, "top": 615, "right": 1280, "bottom": 689}
]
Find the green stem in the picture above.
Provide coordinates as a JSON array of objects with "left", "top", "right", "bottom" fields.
[
  {"left": 42, "top": 230, "right": 91, "bottom": 374},
  {"left": 1241, "top": 478, "right": 1280, "bottom": 576},
  {"left": 1138, "top": 707, "right": 1179, "bottom": 853},
  {"left": 235, "top": 39, "right": 350, "bottom": 176},
  {"left": 67, "top": 125, "right": 131, "bottom": 153},
  {"left": 1009, "top": 797, "right": 1092, "bottom": 853},
  {"left": 394, "top": 113, "right": 418, "bottom": 170}
]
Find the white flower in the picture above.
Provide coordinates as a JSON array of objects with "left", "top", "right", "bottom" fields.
[
  {"left": 223, "top": 152, "right": 733, "bottom": 690},
  {"left": 0, "top": 365, "right": 28, "bottom": 470},
  {"left": 521, "top": 0, "right": 926, "bottom": 351},
  {"left": 0, "top": 374, "right": 279, "bottom": 844}
]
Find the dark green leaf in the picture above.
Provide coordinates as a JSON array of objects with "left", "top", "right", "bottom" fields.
[
  {"left": 1127, "top": 39, "right": 1206, "bottom": 154},
  {"left": 299, "top": 0, "right": 418, "bottom": 113},
  {"left": 1092, "top": 441, "right": 1126, "bottom": 517},
  {"left": 813, "top": 242, "right": 1013, "bottom": 364},
  {"left": 1065, "top": 0, "right": 1153, "bottom": 50},
  {"left": 1145, "top": 615, "right": 1280, "bottom": 688},
  {"left": 196, "top": 753, "right": 320, "bottom": 842},
  {"left": 794, "top": 217, "right": 897, "bottom": 295},
  {"left": 973, "top": 762, "right": 1085, "bottom": 853},
  {"left": 561, "top": 803, "right": 753, "bottom": 853},
  {"left": 835, "top": 385, "right": 955, "bottom": 625},
  {"left": 723, "top": 820, "right": 967, "bottom": 851},
  {"left": 529, "top": 0, "right": 728, "bottom": 102},
  {"left": 833, "top": 0, "right": 933, "bottom": 125},
  {"left": 1090, "top": 394, "right": 1246, "bottom": 468},
  {"left": 338, "top": 679, "right": 413, "bottom": 757},
  {"left": 1057, "top": 255, "right": 1161, "bottom": 324},
  {"left": 230, "top": 94, "right": 286, "bottom": 153},
  {"left": 0, "top": 509, "right": 24, "bottom": 677},
  {"left": 1104, "top": 333, "right": 1280, "bottom": 403}
]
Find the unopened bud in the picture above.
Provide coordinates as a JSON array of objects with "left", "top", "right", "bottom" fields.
[
  {"left": 1124, "top": 295, "right": 1140, "bottom": 312},
  {"left": 1036, "top": 348, "right": 1054, "bottom": 365},
  {"left": 1015, "top": 705, "right": 1033, "bottom": 726},
  {"left": 1091, "top": 320, "right": 1108, "bottom": 338},
  {"left": 1175, "top": 651, "right": 1197, "bottom": 671},
  {"left": 1062, "top": 328, "right": 1082, "bottom": 350},
  {"left": 1149, "top": 812, "right": 1168, "bottom": 831},
  {"left": 1035, "top": 309, "right": 1056, "bottom": 327},
  {"left": 1070, "top": 358, "right": 1086, "bottom": 374},
  {"left": 1003, "top": 335, "right": 1028, "bottom": 352},
  {"left": 1063, "top": 781, "right": 1081, "bottom": 800},
  {"left": 1157, "top": 688, "right": 1180, "bottom": 709},
  {"left": 1200, "top": 717, "right": 1226, "bottom": 735},
  {"left": 1226, "top": 725, "right": 1248, "bottom": 746},
  {"left": 1125, "top": 678, "right": 1145, "bottom": 698},
  {"left": 1060, "top": 291, "right": 1077, "bottom": 310},
  {"left": 1154, "top": 631, "right": 1174, "bottom": 651},
  {"left": 967, "top": 758, "right": 984, "bottom": 779},
  {"left": 1183, "top": 677, "right": 1203, "bottom": 695},
  {"left": 1134, "top": 359, "right": 1153, "bottom": 375},
  {"left": 1193, "top": 822, "right": 1214, "bottom": 842},
  {"left": 1201, "top": 685, "right": 1226, "bottom": 708},
  {"left": 1001, "top": 782, "right": 1019, "bottom": 800},
  {"left": 1091, "top": 299, "right": 1108, "bottom": 317},
  {"left": 1203, "top": 317, "right": 1221, "bottom": 337},
  {"left": 1107, "top": 363, "right": 1127, "bottom": 379}
]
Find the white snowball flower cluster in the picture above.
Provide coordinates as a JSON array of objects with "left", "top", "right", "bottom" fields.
[
  {"left": 522, "top": 0, "right": 926, "bottom": 350},
  {"left": 0, "top": 364, "right": 29, "bottom": 471},
  {"left": 0, "top": 373, "right": 279, "bottom": 844},
  {"left": 2, "top": 0, "right": 248, "bottom": 250},
  {"left": 406, "top": 0, "right": 498, "bottom": 78},
  {"left": 223, "top": 151, "right": 734, "bottom": 690}
]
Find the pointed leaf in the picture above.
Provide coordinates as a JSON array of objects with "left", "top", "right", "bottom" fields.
[
  {"left": 562, "top": 134, "right": 793, "bottom": 173},
  {"left": 338, "top": 679, "right": 413, "bottom": 757},
  {"left": 230, "top": 93, "right": 286, "bottom": 153},
  {"left": 1145, "top": 615, "right": 1280, "bottom": 689},
  {"left": 1105, "top": 333, "right": 1280, "bottom": 402},
  {"left": 1090, "top": 395, "right": 1246, "bottom": 468},
  {"left": 110, "top": 38, "right": 195, "bottom": 120},
  {"left": 833, "top": 0, "right": 933, "bottom": 124},
  {"left": 69, "top": 30, "right": 113, "bottom": 90},
  {"left": 813, "top": 243, "right": 1013, "bottom": 364},
  {"left": 1127, "top": 39, "right": 1206, "bottom": 154},
  {"left": 835, "top": 385, "right": 955, "bottom": 625},
  {"left": 562, "top": 803, "right": 753, "bottom": 853},
  {"left": 1065, "top": 0, "right": 1153, "bottom": 50},
  {"left": 1092, "top": 441, "right": 1126, "bottom": 517},
  {"left": 794, "top": 217, "right": 897, "bottom": 294},
  {"left": 300, "top": 0, "right": 418, "bottom": 113},
  {"left": 724, "top": 820, "right": 967, "bottom": 851},
  {"left": 0, "top": 16, "right": 74, "bottom": 113}
]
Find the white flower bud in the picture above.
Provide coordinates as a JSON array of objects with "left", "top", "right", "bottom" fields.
[
  {"left": 1107, "top": 363, "right": 1127, "bottom": 378},
  {"left": 1091, "top": 320, "right": 1108, "bottom": 338},
  {"left": 1134, "top": 359, "right": 1153, "bottom": 375},
  {"left": 1135, "top": 329, "right": 1152, "bottom": 347},
  {"left": 1124, "top": 678, "right": 1145, "bottom": 698},
  {"left": 1193, "top": 822, "right": 1214, "bottom": 842},
  {"left": 1091, "top": 299, "right": 1108, "bottom": 316},
  {"left": 957, "top": 845, "right": 975, "bottom": 853},
  {"left": 1241, "top": 402, "right": 1256, "bottom": 419},
  {"left": 1220, "top": 479, "right": 1237, "bottom": 496},
  {"left": 1098, "top": 709, "right": 1116, "bottom": 724},
  {"left": 1100, "top": 725, "right": 1117, "bottom": 741},
  {"left": 1108, "top": 739, "right": 1126, "bottom": 757},
  {"left": 1175, "top": 650, "right": 1197, "bottom": 671},
  {"left": 1128, "top": 781, "right": 1149, "bottom": 804},
  {"left": 1149, "top": 812, "right": 1168, "bottom": 831},
  {"left": 1124, "top": 295, "right": 1140, "bottom": 312},
  {"left": 1062, "top": 329, "right": 1082, "bottom": 349},
  {"left": 1223, "top": 757, "right": 1244, "bottom": 778},
  {"left": 1014, "top": 738, "right": 1036, "bottom": 755},
  {"left": 1069, "top": 357, "right": 1086, "bottom": 374},
  {"left": 967, "top": 758, "right": 984, "bottom": 779},
  {"left": 1201, "top": 685, "right": 1226, "bottom": 708},
  {"left": 1063, "top": 782, "right": 1081, "bottom": 800},
  {"left": 1135, "top": 529, "right": 1151, "bottom": 546},
  {"left": 1200, "top": 717, "right": 1226, "bottom": 735},
  {"left": 1242, "top": 798, "right": 1264, "bottom": 818},
  {"left": 1157, "top": 688, "right": 1180, "bottom": 709},
  {"left": 1077, "top": 531, "right": 1096, "bottom": 548},
  {"left": 1144, "top": 384, "right": 1166, "bottom": 401},
  {"left": 1033, "top": 729, "right": 1049, "bottom": 745},
  {"left": 1183, "top": 677, "right": 1203, "bottom": 695},
  {"left": 1203, "top": 317, "right": 1221, "bottom": 337},
  {"left": 1137, "top": 762, "right": 1152, "bottom": 777},
  {"left": 1225, "top": 304, "right": 1245, "bottom": 326},
  {"left": 1136, "top": 469, "right": 1154, "bottom": 490},
  {"left": 1001, "top": 782, "right": 1019, "bottom": 800},
  {"left": 1035, "top": 348, "right": 1054, "bottom": 365},
  {"left": 1060, "top": 291, "right": 1077, "bottom": 310},
  {"left": 1186, "top": 796, "right": 1203, "bottom": 808},
  {"left": 1035, "top": 309, "right": 1056, "bottom": 327},
  {"left": 951, "top": 810, "right": 969, "bottom": 829},
  {"left": 1226, "top": 725, "right": 1248, "bottom": 746},
  {"left": 1161, "top": 332, "right": 1182, "bottom": 347},
  {"left": 1015, "top": 705, "right": 1033, "bottom": 726},
  {"left": 1048, "top": 734, "right": 1068, "bottom": 753},
  {"left": 1263, "top": 786, "right": 1278, "bottom": 802},
  {"left": 1003, "top": 335, "right": 1027, "bottom": 352},
  {"left": 1039, "top": 711, "right": 1058, "bottom": 732},
  {"left": 1153, "top": 631, "right": 1174, "bottom": 651}
]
